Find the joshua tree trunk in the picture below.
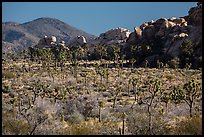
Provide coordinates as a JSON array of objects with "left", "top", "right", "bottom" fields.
[
  {"left": 189, "top": 103, "right": 193, "bottom": 117},
  {"left": 74, "top": 65, "right": 78, "bottom": 82},
  {"left": 148, "top": 105, "right": 152, "bottom": 135},
  {"left": 106, "top": 74, "right": 109, "bottom": 85},
  {"left": 122, "top": 118, "right": 125, "bottom": 135},
  {"left": 134, "top": 85, "right": 137, "bottom": 101},
  {"left": 100, "top": 75, "right": 103, "bottom": 84},
  {"left": 117, "top": 67, "right": 120, "bottom": 77},
  {"left": 99, "top": 107, "right": 101, "bottom": 122},
  {"left": 113, "top": 97, "right": 117, "bottom": 109}
]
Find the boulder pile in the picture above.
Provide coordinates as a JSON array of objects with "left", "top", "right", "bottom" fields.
[
  {"left": 34, "top": 36, "right": 69, "bottom": 50},
  {"left": 124, "top": 2, "right": 202, "bottom": 66},
  {"left": 90, "top": 27, "right": 131, "bottom": 46},
  {"left": 35, "top": 36, "right": 57, "bottom": 48},
  {"left": 67, "top": 36, "right": 87, "bottom": 48}
]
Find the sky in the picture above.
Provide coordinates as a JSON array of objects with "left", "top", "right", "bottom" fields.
[{"left": 2, "top": 2, "right": 197, "bottom": 36}]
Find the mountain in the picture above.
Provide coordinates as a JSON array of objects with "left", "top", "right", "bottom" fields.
[{"left": 2, "top": 17, "right": 97, "bottom": 53}]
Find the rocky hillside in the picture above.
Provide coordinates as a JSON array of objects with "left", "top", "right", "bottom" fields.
[
  {"left": 83, "top": 2, "right": 201, "bottom": 68},
  {"left": 2, "top": 17, "right": 97, "bottom": 53},
  {"left": 136, "top": 2, "right": 202, "bottom": 68}
]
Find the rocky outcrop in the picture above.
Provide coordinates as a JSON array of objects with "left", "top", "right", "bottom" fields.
[
  {"left": 58, "top": 41, "right": 65, "bottom": 47},
  {"left": 90, "top": 27, "right": 131, "bottom": 46},
  {"left": 34, "top": 36, "right": 69, "bottom": 50},
  {"left": 35, "top": 36, "right": 57, "bottom": 48},
  {"left": 126, "top": 27, "right": 142, "bottom": 45},
  {"left": 165, "top": 3, "right": 202, "bottom": 60},
  {"left": 188, "top": 2, "right": 202, "bottom": 26},
  {"left": 123, "top": 2, "right": 201, "bottom": 68},
  {"left": 142, "top": 25, "right": 156, "bottom": 40},
  {"left": 67, "top": 36, "right": 87, "bottom": 48},
  {"left": 100, "top": 27, "right": 131, "bottom": 40}
]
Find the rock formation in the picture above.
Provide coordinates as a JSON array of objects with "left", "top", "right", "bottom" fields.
[
  {"left": 34, "top": 36, "right": 69, "bottom": 50},
  {"left": 35, "top": 36, "right": 57, "bottom": 48},
  {"left": 90, "top": 27, "right": 131, "bottom": 46},
  {"left": 126, "top": 27, "right": 142, "bottom": 45},
  {"left": 120, "top": 2, "right": 202, "bottom": 68},
  {"left": 67, "top": 36, "right": 87, "bottom": 48}
]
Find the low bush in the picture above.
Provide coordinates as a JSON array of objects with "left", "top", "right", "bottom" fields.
[
  {"left": 173, "top": 115, "right": 202, "bottom": 135},
  {"left": 2, "top": 70, "right": 16, "bottom": 79}
]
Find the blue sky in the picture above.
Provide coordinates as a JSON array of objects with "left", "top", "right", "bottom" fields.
[{"left": 2, "top": 2, "right": 197, "bottom": 36}]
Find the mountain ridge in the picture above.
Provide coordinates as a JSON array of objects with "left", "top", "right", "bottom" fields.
[{"left": 2, "top": 17, "right": 97, "bottom": 53}]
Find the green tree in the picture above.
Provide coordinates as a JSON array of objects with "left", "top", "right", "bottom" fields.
[
  {"left": 182, "top": 79, "right": 201, "bottom": 117},
  {"left": 179, "top": 40, "right": 194, "bottom": 68}
]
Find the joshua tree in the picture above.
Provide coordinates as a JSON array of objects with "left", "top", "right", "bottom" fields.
[
  {"left": 82, "top": 44, "right": 90, "bottom": 68},
  {"left": 80, "top": 70, "right": 90, "bottom": 93},
  {"left": 130, "top": 58, "right": 136, "bottom": 69},
  {"left": 145, "top": 59, "right": 148, "bottom": 68},
  {"left": 116, "top": 61, "right": 121, "bottom": 78},
  {"left": 185, "top": 63, "right": 192, "bottom": 70},
  {"left": 104, "top": 63, "right": 110, "bottom": 86},
  {"left": 160, "top": 91, "right": 170, "bottom": 112},
  {"left": 122, "top": 112, "right": 126, "bottom": 135},
  {"left": 98, "top": 100, "right": 104, "bottom": 122},
  {"left": 183, "top": 79, "right": 201, "bottom": 117},
  {"left": 170, "top": 79, "right": 202, "bottom": 117},
  {"left": 97, "top": 45, "right": 107, "bottom": 62},
  {"left": 121, "top": 54, "right": 126, "bottom": 69},
  {"left": 11, "top": 97, "right": 17, "bottom": 119},
  {"left": 96, "top": 66, "right": 105, "bottom": 85},
  {"left": 119, "top": 112, "right": 126, "bottom": 135},
  {"left": 138, "top": 79, "right": 162, "bottom": 135},
  {"left": 127, "top": 78, "right": 132, "bottom": 96},
  {"left": 113, "top": 84, "right": 122, "bottom": 109},
  {"left": 17, "top": 93, "right": 23, "bottom": 113},
  {"left": 107, "top": 45, "right": 120, "bottom": 65},
  {"left": 131, "top": 77, "right": 139, "bottom": 103},
  {"left": 169, "top": 85, "right": 184, "bottom": 105},
  {"left": 28, "top": 47, "right": 43, "bottom": 63},
  {"left": 156, "top": 59, "right": 164, "bottom": 69},
  {"left": 130, "top": 80, "right": 139, "bottom": 109},
  {"left": 72, "top": 48, "right": 80, "bottom": 82}
]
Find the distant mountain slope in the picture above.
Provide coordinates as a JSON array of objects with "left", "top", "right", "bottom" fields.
[{"left": 2, "top": 17, "right": 97, "bottom": 53}]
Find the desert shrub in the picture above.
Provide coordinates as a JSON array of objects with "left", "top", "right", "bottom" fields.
[
  {"left": 173, "top": 115, "right": 202, "bottom": 135},
  {"left": 167, "top": 57, "right": 180, "bottom": 68},
  {"left": 126, "top": 111, "right": 168, "bottom": 135},
  {"left": 165, "top": 74, "right": 174, "bottom": 82},
  {"left": 2, "top": 70, "right": 16, "bottom": 79},
  {"left": 63, "top": 96, "right": 98, "bottom": 121},
  {"left": 126, "top": 112, "right": 149, "bottom": 135},
  {"left": 55, "top": 118, "right": 119, "bottom": 135},
  {"left": 98, "top": 119, "right": 122, "bottom": 135},
  {"left": 2, "top": 110, "right": 31, "bottom": 135},
  {"left": 66, "top": 111, "right": 85, "bottom": 124},
  {"left": 2, "top": 118, "right": 31, "bottom": 135},
  {"left": 2, "top": 85, "right": 13, "bottom": 93},
  {"left": 70, "top": 122, "right": 99, "bottom": 135}
]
